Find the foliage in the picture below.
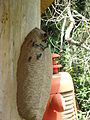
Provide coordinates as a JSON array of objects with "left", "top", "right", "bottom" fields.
[
  {"left": 41, "top": 0, "right": 90, "bottom": 119},
  {"left": 62, "top": 44, "right": 90, "bottom": 118}
]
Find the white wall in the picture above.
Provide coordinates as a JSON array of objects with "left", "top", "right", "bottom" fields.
[{"left": 0, "top": 0, "right": 40, "bottom": 120}]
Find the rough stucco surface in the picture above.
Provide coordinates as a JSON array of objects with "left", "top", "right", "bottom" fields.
[
  {"left": 17, "top": 28, "right": 52, "bottom": 120},
  {"left": 0, "top": 0, "right": 40, "bottom": 120}
]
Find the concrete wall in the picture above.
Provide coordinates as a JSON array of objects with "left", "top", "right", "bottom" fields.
[{"left": 0, "top": 0, "right": 40, "bottom": 120}]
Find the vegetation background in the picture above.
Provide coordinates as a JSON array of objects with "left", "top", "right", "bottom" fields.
[{"left": 41, "top": 0, "right": 90, "bottom": 119}]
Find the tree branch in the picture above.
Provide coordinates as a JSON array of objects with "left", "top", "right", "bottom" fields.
[
  {"left": 61, "top": 17, "right": 66, "bottom": 49},
  {"left": 67, "top": 38, "right": 90, "bottom": 51},
  {"left": 65, "top": 3, "right": 75, "bottom": 40}
]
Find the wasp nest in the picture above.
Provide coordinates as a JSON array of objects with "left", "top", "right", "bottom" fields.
[{"left": 17, "top": 28, "right": 52, "bottom": 120}]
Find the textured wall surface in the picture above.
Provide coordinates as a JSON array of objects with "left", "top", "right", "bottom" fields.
[
  {"left": 17, "top": 28, "right": 52, "bottom": 120},
  {"left": 0, "top": 0, "right": 40, "bottom": 120}
]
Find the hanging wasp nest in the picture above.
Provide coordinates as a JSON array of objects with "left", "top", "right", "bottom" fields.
[{"left": 17, "top": 28, "right": 52, "bottom": 120}]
